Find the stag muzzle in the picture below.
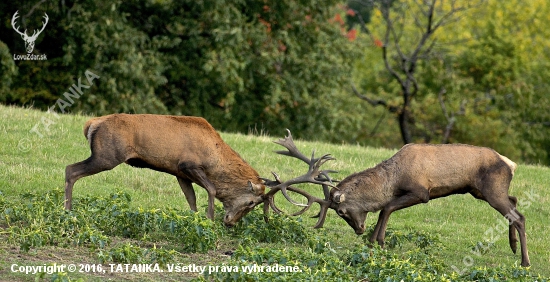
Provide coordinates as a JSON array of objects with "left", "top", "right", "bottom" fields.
[
  {"left": 223, "top": 213, "right": 238, "bottom": 227},
  {"left": 354, "top": 225, "right": 366, "bottom": 235},
  {"left": 343, "top": 214, "right": 366, "bottom": 235}
]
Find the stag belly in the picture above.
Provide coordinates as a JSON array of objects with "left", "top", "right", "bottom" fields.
[
  {"left": 124, "top": 144, "right": 185, "bottom": 176},
  {"left": 423, "top": 170, "right": 476, "bottom": 200},
  {"left": 428, "top": 185, "right": 472, "bottom": 199},
  {"left": 124, "top": 158, "right": 176, "bottom": 174}
]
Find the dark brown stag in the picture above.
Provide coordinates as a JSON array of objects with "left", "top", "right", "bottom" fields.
[
  {"left": 262, "top": 131, "right": 530, "bottom": 267},
  {"left": 65, "top": 114, "right": 265, "bottom": 226}
]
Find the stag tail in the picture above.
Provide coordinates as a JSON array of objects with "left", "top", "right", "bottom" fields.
[
  {"left": 498, "top": 154, "right": 517, "bottom": 176},
  {"left": 83, "top": 118, "right": 104, "bottom": 146},
  {"left": 83, "top": 119, "right": 94, "bottom": 139}
]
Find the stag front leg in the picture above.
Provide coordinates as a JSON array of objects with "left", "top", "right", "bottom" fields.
[
  {"left": 179, "top": 165, "right": 217, "bottom": 220},
  {"left": 177, "top": 177, "right": 197, "bottom": 212},
  {"left": 374, "top": 189, "right": 428, "bottom": 247},
  {"left": 369, "top": 211, "right": 385, "bottom": 245}
]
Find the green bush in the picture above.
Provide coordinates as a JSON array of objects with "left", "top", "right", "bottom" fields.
[
  {"left": 226, "top": 208, "right": 311, "bottom": 244},
  {"left": 0, "top": 189, "right": 218, "bottom": 254},
  {"left": 97, "top": 242, "right": 177, "bottom": 267},
  {"left": 362, "top": 224, "right": 442, "bottom": 250}
]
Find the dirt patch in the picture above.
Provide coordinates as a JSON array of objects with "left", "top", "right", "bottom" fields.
[{"left": 0, "top": 234, "right": 234, "bottom": 281}]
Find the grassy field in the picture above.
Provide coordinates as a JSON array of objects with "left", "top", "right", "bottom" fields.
[{"left": 0, "top": 105, "right": 548, "bottom": 281}]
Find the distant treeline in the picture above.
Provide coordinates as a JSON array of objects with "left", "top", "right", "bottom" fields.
[{"left": 0, "top": 0, "right": 548, "bottom": 165}]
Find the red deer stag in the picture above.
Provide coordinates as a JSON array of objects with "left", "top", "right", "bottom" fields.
[
  {"left": 64, "top": 114, "right": 265, "bottom": 226},
  {"left": 261, "top": 131, "right": 530, "bottom": 267}
]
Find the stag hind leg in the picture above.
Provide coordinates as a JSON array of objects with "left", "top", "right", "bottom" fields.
[
  {"left": 470, "top": 191, "right": 522, "bottom": 256},
  {"left": 483, "top": 193, "right": 530, "bottom": 267},
  {"left": 476, "top": 172, "right": 530, "bottom": 267},
  {"left": 65, "top": 154, "right": 123, "bottom": 210},
  {"left": 507, "top": 196, "right": 519, "bottom": 254}
]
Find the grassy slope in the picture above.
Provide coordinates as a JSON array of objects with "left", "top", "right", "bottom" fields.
[{"left": 0, "top": 105, "right": 548, "bottom": 280}]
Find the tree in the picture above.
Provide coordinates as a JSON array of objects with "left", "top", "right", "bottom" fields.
[
  {"left": 349, "top": 0, "right": 477, "bottom": 144},
  {"left": 0, "top": 0, "right": 359, "bottom": 141},
  {"left": 123, "top": 0, "right": 359, "bottom": 138},
  {"left": 348, "top": 0, "right": 550, "bottom": 165}
]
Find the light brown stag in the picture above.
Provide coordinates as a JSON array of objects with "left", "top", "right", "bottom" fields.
[
  {"left": 262, "top": 131, "right": 530, "bottom": 267},
  {"left": 64, "top": 114, "right": 265, "bottom": 226}
]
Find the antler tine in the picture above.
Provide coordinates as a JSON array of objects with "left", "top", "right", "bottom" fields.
[
  {"left": 271, "top": 171, "right": 282, "bottom": 183},
  {"left": 313, "top": 201, "right": 331, "bottom": 228},
  {"left": 259, "top": 177, "right": 279, "bottom": 187},
  {"left": 316, "top": 170, "right": 338, "bottom": 181},
  {"left": 274, "top": 187, "right": 308, "bottom": 207},
  {"left": 266, "top": 172, "right": 309, "bottom": 207},
  {"left": 281, "top": 186, "right": 332, "bottom": 229},
  {"left": 273, "top": 129, "right": 311, "bottom": 164},
  {"left": 311, "top": 154, "right": 334, "bottom": 172}
]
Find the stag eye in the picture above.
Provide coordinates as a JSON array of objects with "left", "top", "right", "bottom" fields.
[{"left": 248, "top": 201, "right": 254, "bottom": 206}]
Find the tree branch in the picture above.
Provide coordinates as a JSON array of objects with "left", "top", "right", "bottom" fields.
[
  {"left": 351, "top": 83, "right": 399, "bottom": 113},
  {"left": 523, "top": 121, "right": 550, "bottom": 127}
]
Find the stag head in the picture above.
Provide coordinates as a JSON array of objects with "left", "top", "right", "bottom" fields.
[
  {"left": 11, "top": 11, "right": 49, "bottom": 53},
  {"left": 331, "top": 189, "right": 368, "bottom": 234},
  {"left": 221, "top": 180, "right": 265, "bottom": 227}
]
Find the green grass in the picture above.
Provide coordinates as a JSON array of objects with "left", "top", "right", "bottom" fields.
[{"left": 0, "top": 104, "right": 549, "bottom": 280}]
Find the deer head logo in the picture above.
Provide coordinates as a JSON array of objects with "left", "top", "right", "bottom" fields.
[{"left": 11, "top": 11, "right": 49, "bottom": 54}]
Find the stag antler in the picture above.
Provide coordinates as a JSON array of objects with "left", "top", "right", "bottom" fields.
[{"left": 260, "top": 129, "right": 337, "bottom": 228}]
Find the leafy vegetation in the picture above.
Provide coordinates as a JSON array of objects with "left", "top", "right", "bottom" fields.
[
  {"left": 0, "top": 189, "right": 217, "bottom": 254},
  {"left": 2, "top": 189, "right": 546, "bottom": 281}
]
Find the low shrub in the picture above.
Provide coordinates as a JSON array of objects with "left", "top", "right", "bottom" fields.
[{"left": 0, "top": 189, "right": 218, "bottom": 254}]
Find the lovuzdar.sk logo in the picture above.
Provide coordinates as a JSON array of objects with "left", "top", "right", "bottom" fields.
[{"left": 11, "top": 10, "right": 48, "bottom": 61}]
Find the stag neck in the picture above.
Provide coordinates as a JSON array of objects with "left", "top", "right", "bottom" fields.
[{"left": 336, "top": 159, "right": 397, "bottom": 212}]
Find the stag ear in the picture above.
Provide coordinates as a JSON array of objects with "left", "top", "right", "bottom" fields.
[
  {"left": 333, "top": 192, "right": 345, "bottom": 203},
  {"left": 247, "top": 181, "right": 263, "bottom": 193}
]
